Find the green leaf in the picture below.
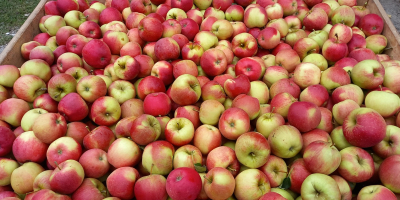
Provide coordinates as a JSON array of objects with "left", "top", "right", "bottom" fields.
[
  {"left": 194, "top": 163, "right": 207, "bottom": 173},
  {"left": 279, "top": 177, "right": 291, "bottom": 189}
]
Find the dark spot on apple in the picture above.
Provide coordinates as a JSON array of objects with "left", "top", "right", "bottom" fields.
[
  {"left": 176, "top": 175, "right": 182, "bottom": 182},
  {"left": 58, "top": 149, "right": 62, "bottom": 155},
  {"left": 99, "top": 156, "right": 103, "bottom": 161}
]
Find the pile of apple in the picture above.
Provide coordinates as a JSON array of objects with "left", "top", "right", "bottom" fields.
[{"left": 2, "top": 0, "right": 400, "bottom": 199}]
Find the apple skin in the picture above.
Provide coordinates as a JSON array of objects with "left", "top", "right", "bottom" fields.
[
  {"left": 10, "top": 162, "right": 44, "bottom": 195},
  {"left": 357, "top": 185, "right": 397, "bottom": 200},
  {"left": 170, "top": 74, "right": 201, "bottom": 106},
  {"left": 72, "top": 178, "right": 108, "bottom": 200},
  {"left": 200, "top": 48, "right": 228, "bottom": 77},
  {"left": 130, "top": 114, "right": 161, "bottom": 146},
  {"left": 12, "top": 131, "right": 48, "bottom": 163},
  {"left": 343, "top": 108, "right": 386, "bottom": 148},
  {"left": 49, "top": 160, "right": 85, "bottom": 195},
  {"left": 351, "top": 59, "right": 385, "bottom": 90},
  {"left": 166, "top": 167, "right": 202, "bottom": 200},
  {"left": 142, "top": 141, "right": 175, "bottom": 175},
  {"left": 134, "top": 174, "right": 168, "bottom": 200},
  {"left": 218, "top": 107, "right": 251, "bottom": 140},
  {"left": 58, "top": 93, "right": 88, "bottom": 122},
  {"left": 288, "top": 101, "right": 322, "bottom": 133},
  {"left": 235, "top": 57, "right": 265, "bottom": 82},
  {"left": 258, "top": 155, "right": 287, "bottom": 188},
  {"left": 203, "top": 167, "right": 235, "bottom": 200},
  {"left": 359, "top": 14, "right": 384, "bottom": 37},
  {"left": 365, "top": 91, "right": 400, "bottom": 118},
  {"left": 303, "top": 141, "right": 341, "bottom": 174},
  {"left": 231, "top": 33, "right": 258, "bottom": 58},
  {"left": 332, "top": 99, "right": 360, "bottom": 125},
  {"left": 299, "top": 84, "right": 329, "bottom": 107},
  {"left": 268, "top": 125, "right": 303, "bottom": 158},
  {"left": 320, "top": 66, "right": 351, "bottom": 93},
  {"left": 372, "top": 125, "right": 400, "bottom": 158},
  {"left": 224, "top": 74, "right": 251, "bottom": 99},
  {"left": 234, "top": 169, "right": 270, "bottom": 200},
  {"left": 338, "top": 146, "right": 375, "bottom": 183},
  {"left": 331, "top": 84, "right": 364, "bottom": 106},
  {"left": 107, "top": 138, "right": 141, "bottom": 168},
  {"left": 379, "top": 155, "right": 400, "bottom": 193},
  {"left": 82, "top": 39, "right": 112, "bottom": 69},
  {"left": 78, "top": 149, "right": 110, "bottom": 179},
  {"left": 322, "top": 36, "right": 349, "bottom": 63},
  {"left": 0, "top": 158, "right": 19, "bottom": 186},
  {"left": 303, "top": 7, "right": 328, "bottom": 31},
  {"left": 106, "top": 167, "right": 139, "bottom": 200},
  {"left": 206, "top": 146, "right": 240, "bottom": 177},
  {"left": 33, "top": 170, "right": 54, "bottom": 191},
  {"left": 12, "top": 75, "right": 47, "bottom": 103},
  {"left": 47, "top": 136, "right": 82, "bottom": 170},
  {"left": 193, "top": 124, "right": 222, "bottom": 155},
  {"left": 301, "top": 173, "right": 341, "bottom": 200},
  {"left": 275, "top": 49, "right": 301, "bottom": 73},
  {"left": 235, "top": 132, "right": 270, "bottom": 169},
  {"left": 90, "top": 96, "right": 121, "bottom": 126},
  {"left": 0, "top": 127, "right": 15, "bottom": 157},
  {"left": 83, "top": 126, "right": 115, "bottom": 152}
]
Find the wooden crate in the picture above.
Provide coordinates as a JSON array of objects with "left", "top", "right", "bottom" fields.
[{"left": 1, "top": 0, "right": 399, "bottom": 66}]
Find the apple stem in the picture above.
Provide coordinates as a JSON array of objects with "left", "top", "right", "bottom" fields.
[
  {"left": 90, "top": 70, "right": 94, "bottom": 75},
  {"left": 384, "top": 47, "right": 393, "bottom": 51},
  {"left": 192, "top": 108, "right": 199, "bottom": 112},
  {"left": 335, "top": 33, "right": 339, "bottom": 43},
  {"left": 270, "top": 107, "right": 275, "bottom": 113},
  {"left": 85, "top": 126, "right": 91, "bottom": 132},
  {"left": 54, "top": 161, "right": 61, "bottom": 170},
  {"left": 38, "top": 88, "right": 47, "bottom": 91},
  {"left": 203, "top": 175, "right": 212, "bottom": 183},
  {"left": 227, "top": 166, "right": 237, "bottom": 172},
  {"left": 364, "top": 0, "right": 369, "bottom": 8},
  {"left": 150, "top": 163, "right": 154, "bottom": 175},
  {"left": 330, "top": 142, "right": 336, "bottom": 147},
  {"left": 379, "top": 85, "right": 383, "bottom": 91}
]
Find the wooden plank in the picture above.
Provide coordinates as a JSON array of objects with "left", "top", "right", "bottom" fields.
[
  {"left": 1, "top": 0, "right": 400, "bottom": 66},
  {"left": 357, "top": 0, "right": 400, "bottom": 60}
]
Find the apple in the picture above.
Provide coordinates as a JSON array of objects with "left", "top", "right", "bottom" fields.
[
  {"left": 351, "top": 59, "right": 384, "bottom": 90},
  {"left": 303, "top": 141, "right": 341, "bottom": 174},
  {"left": 292, "top": 62, "right": 321, "bottom": 89},
  {"left": 10, "top": 162, "right": 44, "bottom": 195},
  {"left": 275, "top": 49, "right": 301, "bottom": 72},
  {"left": 76, "top": 75, "right": 107, "bottom": 103},
  {"left": 12, "top": 75, "right": 47, "bottom": 103},
  {"left": 301, "top": 173, "right": 341, "bottom": 199},
  {"left": 32, "top": 112, "right": 67, "bottom": 144},
  {"left": 137, "top": 76, "right": 166, "bottom": 100},
  {"left": 193, "top": 124, "right": 221, "bottom": 155},
  {"left": 166, "top": 167, "right": 202, "bottom": 200},
  {"left": 33, "top": 93, "right": 58, "bottom": 113},
  {"left": 170, "top": 74, "right": 201, "bottom": 106},
  {"left": 231, "top": 33, "right": 258, "bottom": 58},
  {"left": 372, "top": 125, "right": 400, "bottom": 158},
  {"left": 332, "top": 99, "right": 360, "bottom": 125},
  {"left": 322, "top": 34, "right": 349, "bottom": 63},
  {"left": 223, "top": 74, "right": 251, "bottom": 99},
  {"left": 338, "top": 146, "right": 375, "bottom": 183},
  {"left": 138, "top": 17, "right": 163, "bottom": 42},
  {"left": 193, "top": 31, "right": 218, "bottom": 51},
  {"left": 130, "top": 114, "right": 161, "bottom": 145},
  {"left": 199, "top": 99, "right": 225, "bottom": 126},
  {"left": 366, "top": 35, "right": 387, "bottom": 54},
  {"left": 379, "top": 155, "right": 400, "bottom": 193},
  {"left": 134, "top": 174, "right": 168, "bottom": 200},
  {"left": 359, "top": 14, "right": 384, "bottom": 36},
  {"left": 79, "top": 149, "right": 109, "bottom": 178},
  {"left": 357, "top": 185, "right": 397, "bottom": 200},
  {"left": 331, "top": 5, "right": 355, "bottom": 26},
  {"left": 235, "top": 132, "right": 270, "bottom": 168},
  {"left": 107, "top": 138, "right": 141, "bottom": 168},
  {"left": 331, "top": 84, "right": 364, "bottom": 106},
  {"left": 106, "top": 167, "right": 139, "bottom": 199},
  {"left": 33, "top": 170, "right": 52, "bottom": 191},
  {"left": 72, "top": 178, "right": 108, "bottom": 200},
  {"left": 268, "top": 125, "right": 303, "bottom": 158},
  {"left": 181, "top": 42, "right": 204, "bottom": 65},
  {"left": 82, "top": 39, "right": 112, "bottom": 69},
  {"left": 234, "top": 169, "right": 270, "bottom": 199},
  {"left": 47, "top": 136, "right": 82, "bottom": 169},
  {"left": 365, "top": 91, "right": 400, "bottom": 118},
  {"left": 0, "top": 158, "right": 19, "bottom": 186},
  {"left": 270, "top": 92, "right": 298, "bottom": 119},
  {"left": 343, "top": 107, "right": 386, "bottom": 148},
  {"left": 288, "top": 101, "right": 321, "bottom": 133},
  {"left": 203, "top": 167, "right": 235, "bottom": 199},
  {"left": 142, "top": 141, "right": 175, "bottom": 175},
  {"left": 225, "top": 4, "right": 244, "bottom": 21},
  {"left": 200, "top": 48, "right": 228, "bottom": 77},
  {"left": 90, "top": 96, "right": 121, "bottom": 126},
  {"left": 303, "top": 7, "right": 328, "bottom": 31},
  {"left": 58, "top": 93, "right": 88, "bottom": 122},
  {"left": 83, "top": 126, "right": 115, "bottom": 152}
]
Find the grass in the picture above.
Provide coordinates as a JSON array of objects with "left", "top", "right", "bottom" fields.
[{"left": 0, "top": 0, "right": 41, "bottom": 46}]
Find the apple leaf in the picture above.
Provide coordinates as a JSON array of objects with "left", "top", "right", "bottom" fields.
[
  {"left": 194, "top": 163, "right": 207, "bottom": 173},
  {"left": 279, "top": 177, "right": 291, "bottom": 189}
]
